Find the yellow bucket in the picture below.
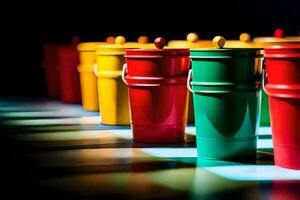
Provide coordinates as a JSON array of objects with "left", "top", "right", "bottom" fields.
[
  {"left": 95, "top": 37, "right": 137, "bottom": 125},
  {"left": 77, "top": 42, "right": 107, "bottom": 111}
]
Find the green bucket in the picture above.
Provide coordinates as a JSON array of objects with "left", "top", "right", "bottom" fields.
[{"left": 188, "top": 48, "right": 263, "bottom": 160}]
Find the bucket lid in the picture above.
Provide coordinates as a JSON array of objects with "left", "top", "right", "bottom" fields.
[
  {"left": 125, "top": 42, "right": 155, "bottom": 48},
  {"left": 95, "top": 36, "right": 141, "bottom": 55},
  {"left": 168, "top": 33, "right": 214, "bottom": 48},
  {"left": 224, "top": 33, "right": 262, "bottom": 48},
  {"left": 77, "top": 42, "right": 107, "bottom": 51},
  {"left": 264, "top": 44, "right": 300, "bottom": 58},
  {"left": 253, "top": 37, "right": 300, "bottom": 43},
  {"left": 122, "top": 36, "right": 156, "bottom": 48},
  {"left": 253, "top": 29, "right": 300, "bottom": 43},
  {"left": 190, "top": 36, "right": 263, "bottom": 58},
  {"left": 125, "top": 37, "right": 189, "bottom": 58}
]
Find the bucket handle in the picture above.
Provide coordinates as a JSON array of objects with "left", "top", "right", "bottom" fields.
[
  {"left": 262, "top": 58, "right": 267, "bottom": 92},
  {"left": 93, "top": 64, "right": 98, "bottom": 77},
  {"left": 122, "top": 63, "right": 128, "bottom": 85},
  {"left": 187, "top": 69, "right": 193, "bottom": 93}
]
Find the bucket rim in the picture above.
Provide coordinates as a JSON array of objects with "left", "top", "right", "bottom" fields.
[
  {"left": 264, "top": 84, "right": 300, "bottom": 99},
  {"left": 126, "top": 48, "right": 189, "bottom": 53},
  {"left": 95, "top": 46, "right": 139, "bottom": 56},
  {"left": 253, "top": 36, "right": 300, "bottom": 43},
  {"left": 190, "top": 47, "right": 263, "bottom": 51},
  {"left": 77, "top": 42, "right": 106, "bottom": 51},
  {"left": 264, "top": 45, "right": 300, "bottom": 58},
  {"left": 125, "top": 48, "right": 190, "bottom": 57},
  {"left": 264, "top": 44, "right": 300, "bottom": 50},
  {"left": 96, "top": 43, "right": 141, "bottom": 49}
]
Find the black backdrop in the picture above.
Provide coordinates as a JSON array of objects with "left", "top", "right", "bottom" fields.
[{"left": 2, "top": 0, "right": 299, "bottom": 96}]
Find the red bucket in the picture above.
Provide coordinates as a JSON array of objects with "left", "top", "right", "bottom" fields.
[
  {"left": 264, "top": 44, "right": 300, "bottom": 169},
  {"left": 123, "top": 38, "right": 190, "bottom": 143},
  {"left": 57, "top": 45, "right": 81, "bottom": 103},
  {"left": 43, "top": 44, "right": 61, "bottom": 97}
]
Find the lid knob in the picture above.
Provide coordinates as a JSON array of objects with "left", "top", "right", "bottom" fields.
[
  {"left": 239, "top": 33, "right": 251, "bottom": 42},
  {"left": 187, "top": 33, "right": 199, "bottom": 43},
  {"left": 154, "top": 37, "right": 165, "bottom": 49},
  {"left": 115, "top": 36, "right": 126, "bottom": 44},
  {"left": 106, "top": 36, "right": 115, "bottom": 44},
  {"left": 213, "top": 36, "right": 225, "bottom": 48},
  {"left": 138, "top": 36, "right": 149, "bottom": 43},
  {"left": 274, "top": 28, "right": 285, "bottom": 38}
]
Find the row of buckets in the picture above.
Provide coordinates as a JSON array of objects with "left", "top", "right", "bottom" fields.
[{"left": 42, "top": 30, "right": 300, "bottom": 169}]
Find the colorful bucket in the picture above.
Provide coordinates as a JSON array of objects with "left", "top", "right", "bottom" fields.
[
  {"left": 123, "top": 38, "right": 190, "bottom": 143},
  {"left": 264, "top": 45, "right": 300, "bottom": 169},
  {"left": 57, "top": 44, "right": 81, "bottom": 103},
  {"left": 255, "top": 31, "right": 300, "bottom": 126},
  {"left": 77, "top": 42, "right": 106, "bottom": 111},
  {"left": 42, "top": 44, "right": 61, "bottom": 98},
  {"left": 94, "top": 38, "right": 135, "bottom": 125},
  {"left": 188, "top": 40, "right": 263, "bottom": 160}
]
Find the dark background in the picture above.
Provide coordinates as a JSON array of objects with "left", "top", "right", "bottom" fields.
[{"left": 2, "top": 0, "right": 299, "bottom": 96}]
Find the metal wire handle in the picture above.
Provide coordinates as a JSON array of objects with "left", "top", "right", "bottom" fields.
[
  {"left": 187, "top": 69, "right": 193, "bottom": 93},
  {"left": 262, "top": 59, "right": 267, "bottom": 92},
  {"left": 122, "top": 63, "right": 128, "bottom": 85},
  {"left": 93, "top": 64, "right": 98, "bottom": 77}
]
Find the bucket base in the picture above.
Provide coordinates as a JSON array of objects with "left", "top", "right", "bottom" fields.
[
  {"left": 274, "top": 145, "right": 300, "bottom": 170},
  {"left": 132, "top": 124, "right": 185, "bottom": 143},
  {"left": 82, "top": 106, "right": 99, "bottom": 112},
  {"left": 101, "top": 116, "right": 130, "bottom": 125},
  {"left": 101, "top": 121, "right": 130, "bottom": 126},
  {"left": 197, "top": 137, "right": 257, "bottom": 161}
]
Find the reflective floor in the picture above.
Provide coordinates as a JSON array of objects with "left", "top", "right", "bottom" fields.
[{"left": 1, "top": 97, "right": 300, "bottom": 200}]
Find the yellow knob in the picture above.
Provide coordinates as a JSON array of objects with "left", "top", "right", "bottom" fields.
[
  {"left": 138, "top": 36, "right": 149, "bottom": 43},
  {"left": 239, "top": 33, "right": 251, "bottom": 42},
  {"left": 213, "top": 36, "right": 225, "bottom": 48},
  {"left": 187, "top": 32, "right": 199, "bottom": 43},
  {"left": 115, "top": 36, "right": 126, "bottom": 44}
]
